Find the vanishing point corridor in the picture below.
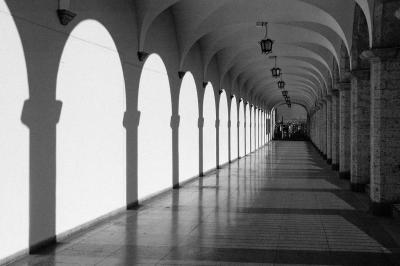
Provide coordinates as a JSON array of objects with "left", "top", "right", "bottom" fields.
[
  {"left": 11, "top": 142, "right": 400, "bottom": 265},
  {"left": 3, "top": 1, "right": 400, "bottom": 265}
]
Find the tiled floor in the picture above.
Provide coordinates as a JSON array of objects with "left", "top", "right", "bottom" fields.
[{"left": 9, "top": 141, "right": 400, "bottom": 265}]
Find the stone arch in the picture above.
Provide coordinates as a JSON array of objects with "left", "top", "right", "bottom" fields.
[
  {"left": 245, "top": 103, "right": 251, "bottom": 154},
  {"left": 340, "top": 42, "right": 351, "bottom": 81},
  {"left": 203, "top": 83, "right": 216, "bottom": 172},
  {"left": 239, "top": 100, "right": 245, "bottom": 157},
  {"left": 219, "top": 90, "right": 229, "bottom": 165},
  {"left": 276, "top": 104, "right": 308, "bottom": 122},
  {"left": 231, "top": 96, "right": 238, "bottom": 160},
  {"left": 351, "top": 3, "right": 370, "bottom": 70},
  {"left": 179, "top": 72, "right": 199, "bottom": 182},
  {"left": 137, "top": 54, "right": 172, "bottom": 200},
  {"left": 251, "top": 106, "right": 256, "bottom": 152},
  {"left": 56, "top": 20, "right": 126, "bottom": 234}
]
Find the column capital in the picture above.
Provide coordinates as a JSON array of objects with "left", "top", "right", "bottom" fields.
[
  {"left": 21, "top": 99, "right": 62, "bottom": 128},
  {"left": 361, "top": 47, "right": 400, "bottom": 62},
  {"left": 341, "top": 71, "right": 352, "bottom": 83},
  {"left": 331, "top": 89, "right": 339, "bottom": 97},
  {"left": 337, "top": 82, "right": 351, "bottom": 91},
  {"left": 170, "top": 114, "right": 180, "bottom": 129},
  {"left": 325, "top": 94, "right": 332, "bottom": 101},
  {"left": 123, "top": 109, "right": 141, "bottom": 128},
  {"left": 351, "top": 68, "right": 370, "bottom": 80},
  {"left": 215, "top": 119, "right": 220, "bottom": 128},
  {"left": 316, "top": 100, "right": 324, "bottom": 107},
  {"left": 198, "top": 117, "right": 204, "bottom": 128}
]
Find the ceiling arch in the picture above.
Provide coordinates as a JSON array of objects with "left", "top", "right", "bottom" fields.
[{"left": 136, "top": 0, "right": 372, "bottom": 110}]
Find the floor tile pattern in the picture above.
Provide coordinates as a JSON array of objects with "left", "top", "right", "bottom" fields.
[{"left": 8, "top": 141, "right": 400, "bottom": 265}]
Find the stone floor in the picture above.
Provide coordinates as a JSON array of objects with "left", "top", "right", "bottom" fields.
[{"left": 9, "top": 141, "right": 400, "bottom": 265}]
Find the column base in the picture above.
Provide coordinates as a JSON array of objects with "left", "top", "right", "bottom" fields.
[
  {"left": 29, "top": 236, "right": 57, "bottom": 254},
  {"left": 327, "top": 158, "right": 332, "bottom": 164},
  {"left": 127, "top": 201, "right": 139, "bottom": 210},
  {"left": 339, "top": 171, "right": 350, "bottom": 179},
  {"left": 332, "top": 164, "right": 339, "bottom": 171},
  {"left": 350, "top": 183, "right": 366, "bottom": 192},
  {"left": 370, "top": 201, "right": 392, "bottom": 217}
]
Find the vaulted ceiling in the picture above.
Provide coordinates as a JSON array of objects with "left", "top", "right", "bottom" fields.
[{"left": 135, "top": 0, "right": 373, "bottom": 109}]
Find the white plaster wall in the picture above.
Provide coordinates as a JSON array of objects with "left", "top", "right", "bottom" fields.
[
  {"left": 203, "top": 84, "right": 216, "bottom": 172},
  {"left": 231, "top": 97, "right": 238, "bottom": 160},
  {"left": 138, "top": 54, "right": 172, "bottom": 200},
  {"left": 246, "top": 104, "right": 251, "bottom": 154},
  {"left": 56, "top": 20, "right": 126, "bottom": 234},
  {"left": 239, "top": 101, "right": 245, "bottom": 157},
  {"left": 0, "top": 1, "right": 29, "bottom": 259},
  {"left": 219, "top": 91, "right": 229, "bottom": 165},
  {"left": 179, "top": 72, "right": 199, "bottom": 182}
]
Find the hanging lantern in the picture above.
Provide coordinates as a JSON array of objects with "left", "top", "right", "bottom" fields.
[
  {"left": 258, "top": 22, "right": 273, "bottom": 55},
  {"left": 282, "top": 90, "right": 288, "bottom": 97},
  {"left": 277, "top": 72, "right": 285, "bottom": 89},
  {"left": 287, "top": 99, "right": 291, "bottom": 108},
  {"left": 270, "top": 56, "right": 281, "bottom": 78},
  {"left": 278, "top": 80, "right": 285, "bottom": 89}
]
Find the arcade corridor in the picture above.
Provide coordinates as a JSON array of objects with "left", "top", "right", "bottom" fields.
[
  {"left": 9, "top": 142, "right": 400, "bottom": 265},
  {"left": 2, "top": 0, "right": 400, "bottom": 265}
]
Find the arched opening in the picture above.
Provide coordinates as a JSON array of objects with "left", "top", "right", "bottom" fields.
[
  {"left": 138, "top": 54, "right": 172, "bottom": 200},
  {"left": 203, "top": 84, "right": 216, "bottom": 172},
  {"left": 264, "top": 111, "right": 270, "bottom": 144},
  {"left": 252, "top": 106, "right": 256, "bottom": 152},
  {"left": 260, "top": 110, "right": 263, "bottom": 146},
  {"left": 264, "top": 111, "right": 267, "bottom": 144},
  {"left": 262, "top": 111, "right": 265, "bottom": 145},
  {"left": 271, "top": 109, "right": 274, "bottom": 142},
  {"left": 56, "top": 20, "right": 126, "bottom": 234},
  {"left": 0, "top": 1, "right": 29, "bottom": 259},
  {"left": 255, "top": 108, "right": 259, "bottom": 149},
  {"left": 276, "top": 104, "right": 307, "bottom": 122},
  {"left": 259, "top": 109, "right": 262, "bottom": 147},
  {"left": 257, "top": 109, "right": 260, "bottom": 148},
  {"left": 245, "top": 103, "right": 250, "bottom": 154},
  {"left": 254, "top": 108, "right": 257, "bottom": 149},
  {"left": 230, "top": 97, "right": 238, "bottom": 160},
  {"left": 219, "top": 90, "right": 229, "bottom": 165},
  {"left": 179, "top": 72, "right": 198, "bottom": 183},
  {"left": 239, "top": 101, "right": 245, "bottom": 157}
]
